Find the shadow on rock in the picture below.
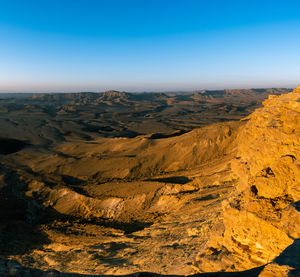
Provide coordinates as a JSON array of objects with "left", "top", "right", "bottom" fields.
[
  {"left": 274, "top": 239, "right": 300, "bottom": 274},
  {"left": 146, "top": 176, "right": 191, "bottom": 184},
  {"left": 0, "top": 138, "right": 30, "bottom": 155},
  {"left": 0, "top": 168, "right": 51, "bottom": 256},
  {"left": 0, "top": 257, "right": 266, "bottom": 277}
]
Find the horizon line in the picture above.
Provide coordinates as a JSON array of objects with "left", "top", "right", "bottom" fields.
[{"left": 0, "top": 86, "right": 295, "bottom": 94}]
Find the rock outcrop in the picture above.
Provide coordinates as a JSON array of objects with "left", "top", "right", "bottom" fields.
[
  {"left": 0, "top": 88, "right": 299, "bottom": 275},
  {"left": 195, "top": 87, "right": 300, "bottom": 274}
]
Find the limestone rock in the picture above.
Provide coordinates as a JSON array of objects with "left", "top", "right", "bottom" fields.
[{"left": 195, "top": 87, "right": 300, "bottom": 272}]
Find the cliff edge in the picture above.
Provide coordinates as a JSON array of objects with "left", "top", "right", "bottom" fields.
[{"left": 195, "top": 87, "right": 300, "bottom": 275}]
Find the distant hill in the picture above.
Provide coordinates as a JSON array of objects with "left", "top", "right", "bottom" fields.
[{"left": 0, "top": 88, "right": 292, "bottom": 146}]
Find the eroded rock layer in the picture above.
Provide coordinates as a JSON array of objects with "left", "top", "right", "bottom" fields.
[{"left": 195, "top": 87, "right": 300, "bottom": 275}]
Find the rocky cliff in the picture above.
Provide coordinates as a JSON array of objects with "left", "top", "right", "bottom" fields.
[
  {"left": 195, "top": 87, "right": 300, "bottom": 275},
  {"left": 0, "top": 88, "right": 299, "bottom": 276}
]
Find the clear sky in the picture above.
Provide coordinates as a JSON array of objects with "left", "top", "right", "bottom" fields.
[{"left": 0, "top": 0, "right": 299, "bottom": 92}]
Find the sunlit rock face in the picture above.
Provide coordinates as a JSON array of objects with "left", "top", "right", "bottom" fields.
[
  {"left": 195, "top": 87, "right": 300, "bottom": 273},
  {"left": 0, "top": 88, "right": 298, "bottom": 275}
]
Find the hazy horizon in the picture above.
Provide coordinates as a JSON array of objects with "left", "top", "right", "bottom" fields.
[
  {"left": 0, "top": 86, "right": 297, "bottom": 94},
  {"left": 0, "top": 85, "right": 295, "bottom": 94}
]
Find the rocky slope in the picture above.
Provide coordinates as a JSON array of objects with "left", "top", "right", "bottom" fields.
[
  {"left": 0, "top": 88, "right": 299, "bottom": 276},
  {"left": 195, "top": 87, "right": 300, "bottom": 275},
  {"left": 0, "top": 123, "right": 240, "bottom": 275}
]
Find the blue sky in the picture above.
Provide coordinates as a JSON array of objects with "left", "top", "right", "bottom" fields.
[{"left": 0, "top": 0, "right": 299, "bottom": 92}]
